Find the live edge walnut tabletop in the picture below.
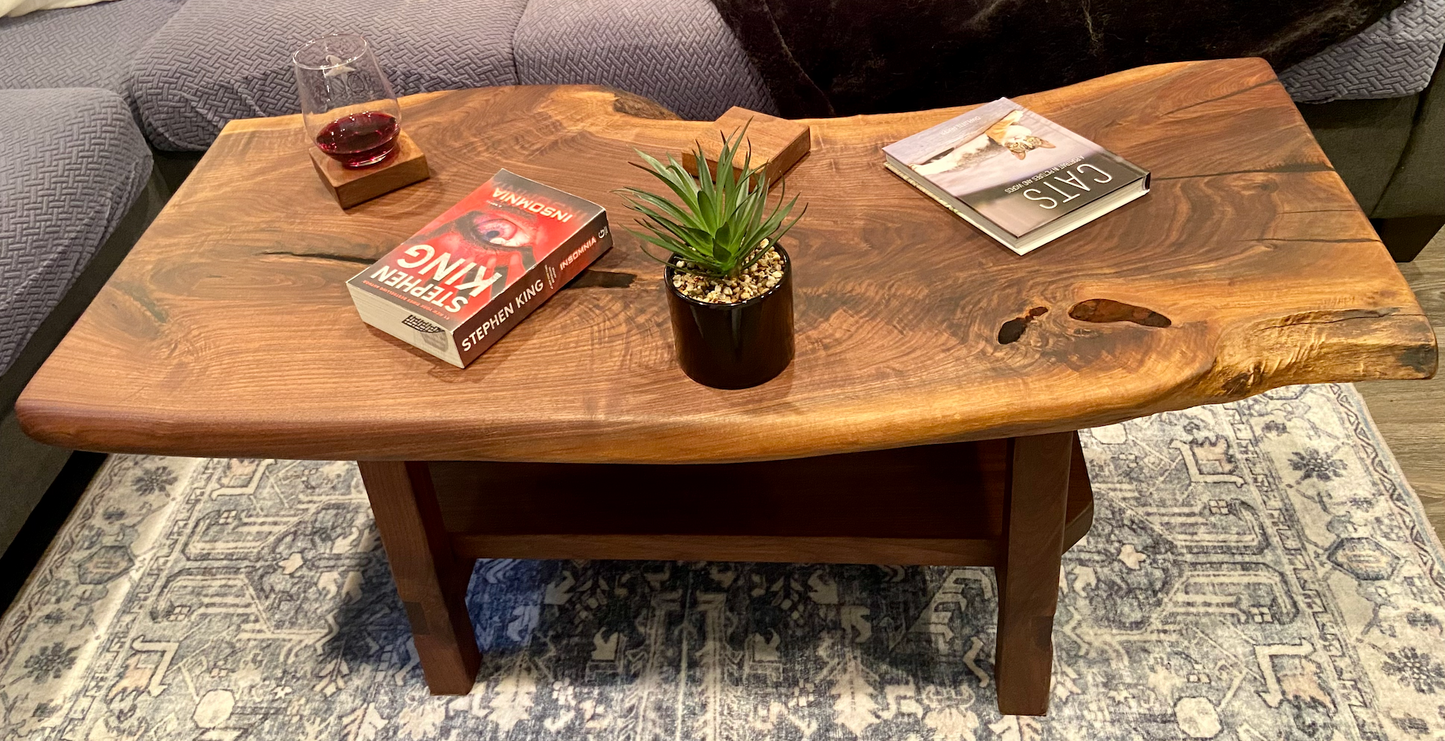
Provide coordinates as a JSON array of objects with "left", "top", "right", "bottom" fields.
[{"left": 17, "top": 59, "right": 1437, "bottom": 715}]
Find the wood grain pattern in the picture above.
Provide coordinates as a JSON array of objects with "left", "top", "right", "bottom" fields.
[
  {"left": 309, "top": 130, "right": 430, "bottom": 209},
  {"left": 17, "top": 59, "right": 1436, "bottom": 463},
  {"left": 355, "top": 461, "right": 479, "bottom": 694},
  {"left": 994, "top": 432, "right": 1074, "bottom": 715},
  {"left": 682, "top": 106, "right": 811, "bottom": 187}
]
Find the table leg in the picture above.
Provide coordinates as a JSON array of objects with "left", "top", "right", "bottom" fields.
[
  {"left": 357, "top": 460, "right": 480, "bottom": 694},
  {"left": 994, "top": 431, "right": 1073, "bottom": 716}
]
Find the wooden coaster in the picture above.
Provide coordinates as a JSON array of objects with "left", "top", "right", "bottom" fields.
[
  {"left": 683, "top": 107, "right": 810, "bottom": 189},
  {"left": 309, "top": 130, "right": 430, "bottom": 209}
]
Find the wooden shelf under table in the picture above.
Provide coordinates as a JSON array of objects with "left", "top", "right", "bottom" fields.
[{"left": 427, "top": 437, "right": 1094, "bottom": 567}]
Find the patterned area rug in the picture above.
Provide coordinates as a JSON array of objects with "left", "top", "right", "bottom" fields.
[{"left": 3, "top": 383, "right": 1445, "bottom": 740}]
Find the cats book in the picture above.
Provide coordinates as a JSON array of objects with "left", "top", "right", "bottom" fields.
[
  {"left": 347, "top": 169, "right": 612, "bottom": 367},
  {"left": 883, "top": 98, "right": 1149, "bottom": 255}
]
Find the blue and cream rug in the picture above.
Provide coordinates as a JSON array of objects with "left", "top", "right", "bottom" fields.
[{"left": 3, "top": 384, "right": 1445, "bottom": 739}]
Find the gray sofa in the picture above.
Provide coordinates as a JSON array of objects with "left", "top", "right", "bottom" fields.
[
  {"left": 1287, "top": 0, "right": 1445, "bottom": 260},
  {"left": 0, "top": 88, "right": 163, "bottom": 552},
  {"left": 1, "top": 0, "right": 1443, "bottom": 556},
  {"left": 123, "top": 0, "right": 772, "bottom": 152}
]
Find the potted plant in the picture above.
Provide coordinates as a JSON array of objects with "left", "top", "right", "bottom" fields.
[{"left": 618, "top": 126, "right": 805, "bottom": 389}]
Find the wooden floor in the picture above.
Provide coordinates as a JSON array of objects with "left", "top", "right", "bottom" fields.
[{"left": 1357, "top": 230, "right": 1445, "bottom": 541}]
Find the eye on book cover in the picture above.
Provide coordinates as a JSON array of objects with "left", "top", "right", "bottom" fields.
[
  {"left": 883, "top": 98, "right": 1149, "bottom": 253},
  {"left": 347, "top": 169, "right": 612, "bottom": 367}
]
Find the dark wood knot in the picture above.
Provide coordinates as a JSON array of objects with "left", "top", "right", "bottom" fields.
[
  {"left": 998, "top": 306, "right": 1049, "bottom": 345},
  {"left": 1069, "top": 299, "right": 1171, "bottom": 328}
]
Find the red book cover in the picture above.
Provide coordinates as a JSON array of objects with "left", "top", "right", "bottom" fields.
[{"left": 347, "top": 169, "right": 612, "bottom": 366}]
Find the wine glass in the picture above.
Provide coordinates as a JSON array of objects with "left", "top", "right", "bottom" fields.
[{"left": 292, "top": 34, "right": 401, "bottom": 168}]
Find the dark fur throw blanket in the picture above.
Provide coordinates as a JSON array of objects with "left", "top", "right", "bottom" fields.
[{"left": 708, "top": 0, "right": 1403, "bottom": 117}]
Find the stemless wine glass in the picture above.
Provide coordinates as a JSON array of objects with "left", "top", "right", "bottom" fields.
[{"left": 292, "top": 34, "right": 401, "bottom": 168}]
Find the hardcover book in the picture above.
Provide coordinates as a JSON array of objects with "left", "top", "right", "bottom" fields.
[
  {"left": 883, "top": 98, "right": 1150, "bottom": 255},
  {"left": 347, "top": 169, "right": 612, "bottom": 367}
]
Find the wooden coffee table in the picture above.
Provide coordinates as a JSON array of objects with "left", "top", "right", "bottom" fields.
[{"left": 18, "top": 59, "right": 1435, "bottom": 716}]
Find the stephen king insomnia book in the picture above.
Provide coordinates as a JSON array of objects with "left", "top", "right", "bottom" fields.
[{"left": 347, "top": 169, "right": 612, "bottom": 367}]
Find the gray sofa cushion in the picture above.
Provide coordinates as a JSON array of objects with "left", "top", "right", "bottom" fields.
[
  {"left": 0, "top": 0, "right": 185, "bottom": 93},
  {"left": 1281, "top": 0, "right": 1445, "bottom": 101},
  {"left": 513, "top": 0, "right": 775, "bottom": 121},
  {"left": 129, "top": 0, "right": 529, "bottom": 151},
  {"left": 0, "top": 88, "right": 152, "bottom": 376}
]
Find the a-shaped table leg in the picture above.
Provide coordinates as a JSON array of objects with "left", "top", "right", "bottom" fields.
[
  {"left": 358, "top": 460, "right": 480, "bottom": 694},
  {"left": 994, "top": 432, "right": 1073, "bottom": 715}
]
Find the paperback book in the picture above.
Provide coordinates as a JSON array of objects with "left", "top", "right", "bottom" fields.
[
  {"left": 347, "top": 169, "right": 612, "bottom": 367},
  {"left": 883, "top": 98, "right": 1149, "bottom": 254}
]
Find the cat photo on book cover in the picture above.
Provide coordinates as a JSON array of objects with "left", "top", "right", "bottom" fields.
[
  {"left": 890, "top": 103, "right": 1098, "bottom": 203},
  {"left": 911, "top": 109, "right": 1056, "bottom": 177}
]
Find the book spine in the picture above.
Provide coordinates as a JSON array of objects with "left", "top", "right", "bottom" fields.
[{"left": 452, "top": 212, "right": 613, "bottom": 366}]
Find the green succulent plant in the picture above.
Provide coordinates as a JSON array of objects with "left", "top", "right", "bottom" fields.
[{"left": 618, "top": 123, "right": 804, "bottom": 280}]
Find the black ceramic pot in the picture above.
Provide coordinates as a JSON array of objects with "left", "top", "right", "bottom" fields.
[{"left": 665, "top": 247, "right": 794, "bottom": 389}]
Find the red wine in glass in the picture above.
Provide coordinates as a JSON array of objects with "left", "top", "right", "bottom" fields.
[{"left": 314, "top": 111, "right": 399, "bottom": 168}]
